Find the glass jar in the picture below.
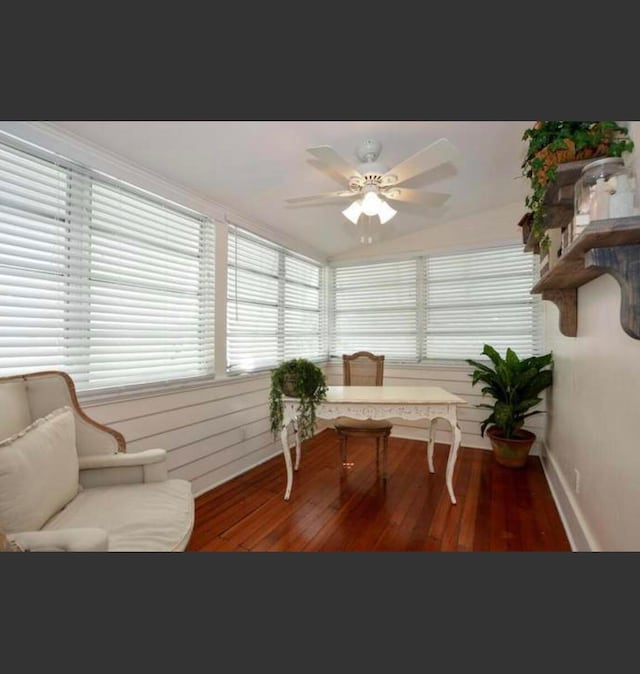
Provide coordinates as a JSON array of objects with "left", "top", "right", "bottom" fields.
[{"left": 574, "top": 157, "right": 637, "bottom": 223}]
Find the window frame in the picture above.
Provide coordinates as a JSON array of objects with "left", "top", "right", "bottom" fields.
[
  {"left": 1, "top": 130, "right": 544, "bottom": 396},
  {"left": 329, "top": 243, "right": 542, "bottom": 365},
  {"left": 226, "top": 224, "right": 326, "bottom": 375},
  {"left": 0, "top": 133, "right": 216, "bottom": 394}
]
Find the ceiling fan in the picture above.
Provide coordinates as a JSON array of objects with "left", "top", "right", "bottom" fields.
[{"left": 286, "top": 137, "right": 458, "bottom": 225}]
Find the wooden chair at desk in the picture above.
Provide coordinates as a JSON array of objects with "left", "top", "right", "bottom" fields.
[{"left": 334, "top": 351, "right": 393, "bottom": 479}]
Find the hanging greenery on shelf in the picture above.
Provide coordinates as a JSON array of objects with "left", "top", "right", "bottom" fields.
[{"left": 521, "top": 121, "right": 635, "bottom": 243}]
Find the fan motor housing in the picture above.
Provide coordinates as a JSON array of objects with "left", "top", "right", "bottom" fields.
[{"left": 356, "top": 139, "right": 382, "bottom": 162}]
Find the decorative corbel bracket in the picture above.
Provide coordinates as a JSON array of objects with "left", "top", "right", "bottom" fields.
[
  {"left": 541, "top": 289, "right": 577, "bottom": 337},
  {"left": 584, "top": 245, "right": 640, "bottom": 339}
]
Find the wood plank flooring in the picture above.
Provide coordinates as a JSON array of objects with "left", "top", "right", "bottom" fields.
[{"left": 187, "top": 429, "right": 571, "bottom": 552}]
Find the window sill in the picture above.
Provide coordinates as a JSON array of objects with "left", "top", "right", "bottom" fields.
[
  {"left": 78, "top": 371, "right": 267, "bottom": 406},
  {"left": 76, "top": 359, "right": 476, "bottom": 407},
  {"left": 326, "top": 356, "right": 476, "bottom": 369}
]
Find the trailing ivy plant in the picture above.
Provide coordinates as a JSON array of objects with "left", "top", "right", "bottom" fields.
[
  {"left": 522, "top": 121, "right": 634, "bottom": 242},
  {"left": 269, "top": 358, "right": 328, "bottom": 442},
  {"left": 539, "top": 233, "right": 551, "bottom": 255}
]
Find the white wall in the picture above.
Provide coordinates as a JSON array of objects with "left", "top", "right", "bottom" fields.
[
  {"left": 541, "top": 121, "right": 640, "bottom": 551},
  {"left": 81, "top": 373, "right": 292, "bottom": 497}
]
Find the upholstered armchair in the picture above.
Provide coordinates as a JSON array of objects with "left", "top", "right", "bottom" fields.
[{"left": 0, "top": 371, "right": 194, "bottom": 552}]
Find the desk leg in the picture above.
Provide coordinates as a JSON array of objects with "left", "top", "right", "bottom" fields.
[
  {"left": 280, "top": 423, "right": 294, "bottom": 501},
  {"left": 427, "top": 419, "right": 436, "bottom": 473},
  {"left": 445, "top": 421, "right": 462, "bottom": 505},
  {"left": 293, "top": 419, "right": 301, "bottom": 471}
]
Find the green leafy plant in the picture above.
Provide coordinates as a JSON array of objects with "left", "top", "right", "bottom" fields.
[
  {"left": 269, "top": 358, "right": 328, "bottom": 441},
  {"left": 539, "top": 233, "right": 551, "bottom": 255},
  {"left": 522, "top": 121, "right": 634, "bottom": 243},
  {"left": 466, "top": 345, "right": 553, "bottom": 439}
]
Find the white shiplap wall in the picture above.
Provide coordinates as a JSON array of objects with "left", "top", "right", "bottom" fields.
[
  {"left": 321, "top": 360, "right": 546, "bottom": 452},
  {"left": 80, "top": 374, "right": 283, "bottom": 497},
  {"left": 81, "top": 360, "right": 547, "bottom": 500}
]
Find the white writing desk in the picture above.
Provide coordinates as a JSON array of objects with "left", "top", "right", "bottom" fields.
[{"left": 279, "top": 385, "right": 467, "bottom": 504}]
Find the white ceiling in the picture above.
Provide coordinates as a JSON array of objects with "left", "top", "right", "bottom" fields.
[{"left": 48, "top": 121, "right": 533, "bottom": 258}]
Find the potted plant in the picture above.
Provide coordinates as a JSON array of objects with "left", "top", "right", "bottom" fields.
[
  {"left": 521, "top": 121, "right": 634, "bottom": 244},
  {"left": 466, "top": 345, "right": 553, "bottom": 468},
  {"left": 269, "top": 358, "right": 328, "bottom": 442}
]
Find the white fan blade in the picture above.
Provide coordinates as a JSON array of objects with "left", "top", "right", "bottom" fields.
[
  {"left": 306, "top": 146, "right": 362, "bottom": 182},
  {"left": 286, "top": 190, "right": 356, "bottom": 204},
  {"left": 307, "top": 159, "right": 357, "bottom": 188},
  {"left": 382, "top": 188, "right": 450, "bottom": 207},
  {"left": 382, "top": 138, "right": 458, "bottom": 186}
]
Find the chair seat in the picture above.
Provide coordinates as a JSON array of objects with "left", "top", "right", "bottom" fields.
[
  {"left": 42, "top": 479, "right": 194, "bottom": 552},
  {"left": 334, "top": 417, "right": 393, "bottom": 433}
]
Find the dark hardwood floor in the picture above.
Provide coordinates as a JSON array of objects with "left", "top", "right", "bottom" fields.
[{"left": 187, "top": 429, "right": 571, "bottom": 552}]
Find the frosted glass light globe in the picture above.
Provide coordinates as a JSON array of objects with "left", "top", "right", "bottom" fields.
[{"left": 361, "top": 190, "right": 382, "bottom": 216}]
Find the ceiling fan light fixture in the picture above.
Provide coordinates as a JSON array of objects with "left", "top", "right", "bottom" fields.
[
  {"left": 290, "top": 137, "right": 456, "bottom": 232},
  {"left": 361, "top": 189, "right": 382, "bottom": 216},
  {"left": 377, "top": 199, "right": 397, "bottom": 224},
  {"left": 342, "top": 199, "right": 363, "bottom": 224}
]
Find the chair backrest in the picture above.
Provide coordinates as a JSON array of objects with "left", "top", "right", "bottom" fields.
[
  {"left": 0, "top": 371, "right": 125, "bottom": 455},
  {"left": 342, "top": 352, "right": 385, "bottom": 386}
]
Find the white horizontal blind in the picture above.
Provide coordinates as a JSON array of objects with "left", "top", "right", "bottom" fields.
[
  {"left": 330, "top": 259, "right": 419, "bottom": 360},
  {"left": 284, "top": 255, "right": 323, "bottom": 360},
  {"left": 85, "top": 180, "right": 214, "bottom": 388},
  {"left": 227, "top": 226, "right": 324, "bottom": 373},
  {"left": 227, "top": 227, "right": 279, "bottom": 371},
  {"left": 0, "top": 135, "right": 215, "bottom": 390},
  {"left": 0, "top": 143, "right": 71, "bottom": 376},
  {"left": 424, "top": 245, "right": 541, "bottom": 359},
  {"left": 330, "top": 246, "right": 540, "bottom": 363}
]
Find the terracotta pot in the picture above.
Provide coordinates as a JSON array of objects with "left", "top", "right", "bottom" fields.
[
  {"left": 486, "top": 426, "right": 536, "bottom": 468},
  {"left": 533, "top": 140, "right": 611, "bottom": 187}
]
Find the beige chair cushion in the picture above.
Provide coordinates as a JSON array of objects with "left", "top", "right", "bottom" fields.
[
  {"left": 0, "top": 380, "right": 32, "bottom": 441},
  {"left": 334, "top": 417, "right": 393, "bottom": 431},
  {"left": 0, "top": 407, "right": 79, "bottom": 533},
  {"left": 43, "top": 479, "right": 194, "bottom": 552}
]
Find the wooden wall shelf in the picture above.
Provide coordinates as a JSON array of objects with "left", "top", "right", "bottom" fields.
[
  {"left": 531, "top": 216, "right": 640, "bottom": 338},
  {"left": 522, "top": 159, "right": 595, "bottom": 253}
]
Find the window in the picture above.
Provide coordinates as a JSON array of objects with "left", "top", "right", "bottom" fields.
[
  {"left": 330, "top": 245, "right": 540, "bottom": 361},
  {"left": 227, "top": 225, "right": 324, "bottom": 372},
  {"left": 0, "top": 135, "right": 215, "bottom": 391},
  {"left": 424, "top": 246, "right": 541, "bottom": 359},
  {"left": 1, "top": 133, "right": 539, "bottom": 389},
  {"left": 330, "top": 259, "right": 419, "bottom": 360}
]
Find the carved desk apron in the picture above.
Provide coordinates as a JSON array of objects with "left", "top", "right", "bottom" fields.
[{"left": 279, "top": 385, "right": 467, "bottom": 504}]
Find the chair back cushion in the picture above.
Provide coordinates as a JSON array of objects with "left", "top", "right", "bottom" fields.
[
  {"left": 0, "top": 381, "right": 33, "bottom": 441},
  {"left": 343, "top": 352, "right": 385, "bottom": 386},
  {"left": 0, "top": 407, "right": 79, "bottom": 532}
]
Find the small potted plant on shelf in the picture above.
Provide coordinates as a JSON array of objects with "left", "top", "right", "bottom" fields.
[
  {"left": 466, "top": 345, "right": 553, "bottom": 468},
  {"left": 269, "top": 358, "right": 328, "bottom": 442},
  {"left": 522, "top": 121, "right": 634, "bottom": 245}
]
